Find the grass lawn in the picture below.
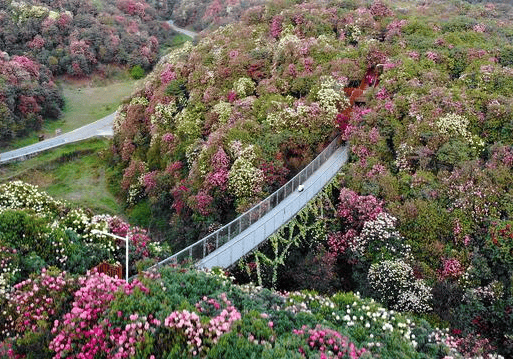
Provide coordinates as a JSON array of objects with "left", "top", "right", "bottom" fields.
[
  {"left": 0, "top": 74, "right": 139, "bottom": 151},
  {"left": 0, "top": 138, "right": 123, "bottom": 216}
]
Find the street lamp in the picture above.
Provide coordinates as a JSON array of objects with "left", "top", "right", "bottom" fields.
[{"left": 91, "top": 229, "right": 129, "bottom": 283}]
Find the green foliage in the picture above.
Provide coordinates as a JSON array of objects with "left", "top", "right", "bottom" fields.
[
  {"left": 0, "top": 210, "right": 48, "bottom": 255},
  {"left": 128, "top": 200, "right": 152, "bottom": 228},
  {"left": 165, "top": 79, "right": 188, "bottom": 97},
  {"left": 130, "top": 65, "right": 145, "bottom": 80}
]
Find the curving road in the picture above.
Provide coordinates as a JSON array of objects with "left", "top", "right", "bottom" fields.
[
  {"left": 0, "top": 22, "right": 198, "bottom": 166},
  {"left": 167, "top": 20, "right": 198, "bottom": 39},
  {"left": 0, "top": 113, "right": 115, "bottom": 165}
]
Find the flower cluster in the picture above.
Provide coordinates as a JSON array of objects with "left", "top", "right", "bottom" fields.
[
  {"left": 49, "top": 271, "right": 148, "bottom": 358},
  {"left": 164, "top": 293, "right": 241, "bottom": 356},
  {"left": 438, "top": 258, "right": 464, "bottom": 281},
  {"left": 0, "top": 181, "right": 62, "bottom": 215},
  {"left": 233, "top": 77, "right": 255, "bottom": 98},
  {"left": 151, "top": 103, "right": 176, "bottom": 127},
  {"left": 316, "top": 76, "right": 347, "bottom": 118},
  {"left": 351, "top": 212, "right": 401, "bottom": 257},
  {"left": 7, "top": 269, "right": 76, "bottom": 336},
  {"left": 293, "top": 325, "right": 367, "bottom": 358},
  {"left": 0, "top": 247, "right": 19, "bottom": 301},
  {"left": 212, "top": 101, "right": 232, "bottom": 124},
  {"left": 368, "top": 259, "right": 433, "bottom": 313},
  {"left": 436, "top": 113, "right": 484, "bottom": 151},
  {"left": 228, "top": 145, "right": 264, "bottom": 200}
]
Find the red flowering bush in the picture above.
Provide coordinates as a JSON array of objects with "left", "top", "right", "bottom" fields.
[{"left": 0, "top": 53, "right": 63, "bottom": 143}]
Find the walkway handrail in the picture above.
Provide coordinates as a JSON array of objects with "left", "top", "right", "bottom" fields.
[{"left": 144, "top": 135, "right": 341, "bottom": 272}]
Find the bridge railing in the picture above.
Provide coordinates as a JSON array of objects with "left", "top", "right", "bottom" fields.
[{"left": 145, "top": 135, "right": 341, "bottom": 272}]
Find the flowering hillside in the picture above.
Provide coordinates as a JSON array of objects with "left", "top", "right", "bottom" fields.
[
  {"left": 112, "top": 0, "right": 513, "bottom": 356},
  {"left": 0, "top": 52, "right": 63, "bottom": 143},
  {"left": 0, "top": 0, "right": 179, "bottom": 144},
  {"left": 0, "top": 183, "right": 479, "bottom": 358},
  {"left": 0, "top": 0, "right": 175, "bottom": 77},
  {"left": 0, "top": 262, "right": 481, "bottom": 358},
  {"left": 112, "top": 0, "right": 365, "bottom": 242},
  {"left": 170, "top": 0, "right": 266, "bottom": 30}
]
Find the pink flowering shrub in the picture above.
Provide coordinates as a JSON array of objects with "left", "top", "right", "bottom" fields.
[
  {"left": 270, "top": 15, "right": 284, "bottom": 38},
  {"left": 49, "top": 270, "right": 148, "bottom": 358},
  {"left": 0, "top": 269, "right": 78, "bottom": 355},
  {"left": 334, "top": 188, "right": 383, "bottom": 230},
  {"left": 293, "top": 325, "right": 367, "bottom": 358},
  {"left": 189, "top": 191, "right": 214, "bottom": 216},
  {"left": 163, "top": 293, "right": 241, "bottom": 356},
  {"left": 438, "top": 258, "right": 464, "bottom": 280}
]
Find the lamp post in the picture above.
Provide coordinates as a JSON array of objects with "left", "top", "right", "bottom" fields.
[{"left": 91, "top": 229, "right": 129, "bottom": 283}]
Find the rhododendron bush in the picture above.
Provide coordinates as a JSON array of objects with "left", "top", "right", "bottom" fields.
[
  {"left": 0, "top": 52, "right": 63, "bottom": 143},
  {"left": 0, "top": 265, "right": 476, "bottom": 358},
  {"left": 112, "top": 0, "right": 365, "bottom": 245}
]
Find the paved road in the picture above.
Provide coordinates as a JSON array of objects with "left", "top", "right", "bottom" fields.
[
  {"left": 0, "top": 22, "right": 198, "bottom": 166},
  {"left": 0, "top": 113, "right": 115, "bottom": 165},
  {"left": 167, "top": 20, "right": 198, "bottom": 39}
]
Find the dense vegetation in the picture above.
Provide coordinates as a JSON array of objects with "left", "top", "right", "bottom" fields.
[
  {"left": 0, "top": 0, "right": 176, "bottom": 76},
  {"left": 0, "top": 53, "right": 63, "bottom": 143},
  {"left": 170, "top": 0, "right": 266, "bottom": 30},
  {"left": 0, "top": 0, "right": 178, "bottom": 144},
  {"left": 0, "top": 185, "right": 474, "bottom": 359},
  {"left": 111, "top": 0, "right": 513, "bottom": 356},
  {"left": 2, "top": 0, "right": 513, "bottom": 357}
]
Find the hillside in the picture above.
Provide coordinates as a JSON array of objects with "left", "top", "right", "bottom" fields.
[
  {"left": 0, "top": 0, "right": 175, "bottom": 76},
  {"left": 0, "top": 52, "right": 63, "bottom": 143},
  {"left": 111, "top": 0, "right": 513, "bottom": 356},
  {"left": 0, "top": 182, "right": 478, "bottom": 358},
  {"left": 0, "top": 0, "right": 178, "bottom": 145},
  {"left": 170, "top": 0, "right": 266, "bottom": 31}
]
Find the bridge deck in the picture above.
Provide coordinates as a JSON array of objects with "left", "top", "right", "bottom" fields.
[{"left": 196, "top": 144, "right": 348, "bottom": 269}]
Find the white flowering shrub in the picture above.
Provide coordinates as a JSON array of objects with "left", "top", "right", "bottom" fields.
[
  {"left": 463, "top": 280, "right": 504, "bottom": 304},
  {"left": 354, "top": 212, "right": 412, "bottom": 262},
  {"left": 395, "top": 143, "right": 415, "bottom": 172},
  {"left": 151, "top": 102, "right": 177, "bottom": 127},
  {"left": 228, "top": 145, "right": 264, "bottom": 200},
  {"left": 436, "top": 113, "right": 484, "bottom": 151},
  {"left": 129, "top": 96, "right": 149, "bottom": 106},
  {"left": 368, "top": 259, "right": 433, "bottom": 313},
  {"left": 316, "top": 76, "right": 349, "bottom": 119},
  {"left": 0, "top": 246, "right": 19, "bottom": 300},
  {"left": 0, "top": 181, "right": 62, "bottom": 215},
  {"left": 233, "top": 77, "right": 255, "bottom": 98},
  {"left": 176, "top": 108, "right": 202, "bottom": 138},
  {"left": 345, "top": 23, "right": 361, "bottom": 43},
  {"left": 212, "top": 101, "right": 232, "bottom": 124}
]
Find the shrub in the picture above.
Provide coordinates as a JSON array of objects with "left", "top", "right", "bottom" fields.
[
  {"left": 368, "top": 259, "right": 433, "bottom": 313},
  {"left": 130, "top": 64, "right": 145, "bottom": 79}
]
